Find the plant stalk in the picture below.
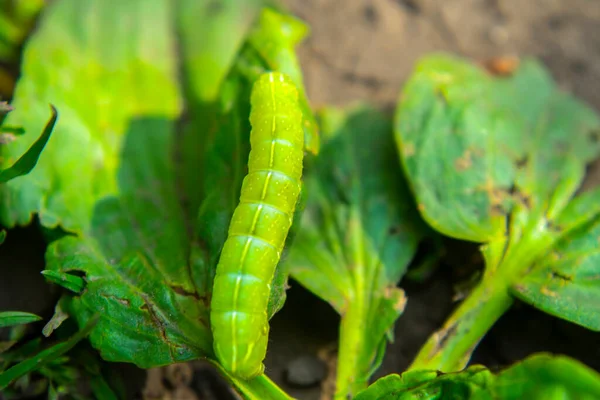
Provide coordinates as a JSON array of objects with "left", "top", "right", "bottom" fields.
[
  {"left": 408, "top": 226, "right": 553, "bottom": 373},
  {"left": 335, "top": 296, "right": 370, "bottom": 399},
  {"left": 214, "top": 362, "right": 294, "bottom": 400},
  {"left": 407, "top": 275, "right": 514, "bottom": 372}
]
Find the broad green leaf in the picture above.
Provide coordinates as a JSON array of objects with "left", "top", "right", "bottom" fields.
[
  {"left": 356, "top": 354, "right": 600, "bottom": 400},
  {"left": 3, "top": 1, "right": 311, "bottom": 397},
  {"left": 0, "top": 315, "right": 96, "bottom": 390},
  {"left": 46, "top": 117, "right": 212, "bottom": 367},
  {"left": 0, "top": 311, "right": 41, "bottom": 328},
  {"left": 396, "top": 54, "right": 600, "bottom": 372},
  {"left": 0, "top": 106, "right": 56, "bottom": 182},
  {"left": 7, "top": 0, "right": 209, "bottom": 369},
  {"left": 0, "top": 0, "right": 181, "bottom": 233},
  {"left": 33, "top": 0, "right": 308, "bottom": 372},
  {"left": 176, "top": 0, "right": 264, "bottom": 102},
  {"left": 286, "top": 105, "right": 432, "bottom": 398},
  {"left": 511, "top": 216, "right": 600, "bottom": 330}
]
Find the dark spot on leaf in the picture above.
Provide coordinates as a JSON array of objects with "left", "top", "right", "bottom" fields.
[
  {"left": 512, "top": 284, "right": 527, "bottom": 295},
  {"left": 454, "top": 149, "right": 473, "bottom": 171},
  {"left": 395, "top": 0, "right": 421, "bottom": 14},
  {"left": 170, "top": 285, "right": 200, "bottom": 300},
  {"left": 363, "top": 4, "right": 378, "bottom": 25},
  {"left": 588, "top": 128, "right": 600, "bottom": 143},
  {"left": 515, "top": 156, "right": 528, "bottom": 168},
  {"left": 107, "top": 295, "right": 130, "bottom": 307},
  {"left": 545, "top": 219, "right": 562, "bottom": 235},
  {"left": 388, "top": 226, "right": 402, "bottom": 235},
  {"left": 490, "top": 203, "right": 506, "bottom": 217},
  {"left": 170, "top": 284, "right": 210, "bottom": 307},
  {"left": 513, "top": 189, "right": 532, "bottom": 209},
  {"left": 437, "top": 323, "right": 458, "bottom": 349},
  {"left": 434, "top": 88, "right": 448, "bottom": 105},
  {"left": 551, "top": 269, "right": 573, "bottom": 282},
  {"left": 140, "top": 297, "right": 176, "bottom": 359}
]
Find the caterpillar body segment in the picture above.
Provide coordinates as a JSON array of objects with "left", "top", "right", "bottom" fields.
[{"left": 210, "top": 72, "right": 304, "bottom": 379}]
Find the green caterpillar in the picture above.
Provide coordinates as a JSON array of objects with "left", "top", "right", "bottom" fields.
[{"left": 210, "top": 72, "right": 304, "bottom": 379}]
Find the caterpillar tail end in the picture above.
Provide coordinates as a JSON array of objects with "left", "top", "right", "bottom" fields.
[{"left": 214, "top": 337, "right": 267, "bottom": 380}]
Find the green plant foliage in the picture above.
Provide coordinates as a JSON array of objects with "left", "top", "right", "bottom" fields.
[
  {"left": 355, "top": 354, "right": 600, "bottom": 400},
  {"left": 285, "top": 105, "right": 434, "bottom": 398},
  {"left": 0, "top": 0, "right": 181, "bottom": 233},
  {"left": 0, "top": 316, "right": 97, "bottom": 391},
  {"left": 41, "top": 270, "right": 85, "bottom": 294},
  {"left": 0, "top": 0, "right": 45, "bottom": 62},
  {"left": 0, "top": 0, "right": 315, "bottom": 397},
  {"left": 176, "top": 0, "right": 264, "bottom": 103},
  {"left": 0, "top": 311, "right": 41, "bottom": 328},
  {"left": 395, "top": 54, "right": 600, "bottom": 372},
  {"left": 0, "top": 106, "right": 56, "bottom": 182},
  {"left": 0, "top": 311, "right": 123, "bottom": 399}
]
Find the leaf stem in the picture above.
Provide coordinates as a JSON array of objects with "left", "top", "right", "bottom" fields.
[
  {"left": 335, "top": 297, "right": 370, "bottom": 399},
  {"left": 408, "top": 226, "right": 554, "bottom": 372},
  {"left": 213, "top": 362, "right": 294, "bottom": 400},
  {"left": 407, "top": 275, "right": 513, "bottom": 372}
]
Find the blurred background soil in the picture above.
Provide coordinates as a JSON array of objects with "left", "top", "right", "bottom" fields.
[{"left": 1, "top": 1, "right": 599, "bottom": 399}]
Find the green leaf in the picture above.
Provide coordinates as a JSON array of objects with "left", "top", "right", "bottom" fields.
[
  {"left": 0, "top": 312, "right": 42, "bottom": 328},
  {"left": 356, "top": 354, "right": 600, "bottom": 400},
  {"left": 3, "top": 1, "right": 307, "bottom": 397},
  {"left": 511, "top": 216, "right": 600, "bottom": 330},
  {"left": 41, "top": 270, "right": 85, "bottom": 294},
  {"left": 396, "top": 54, "right": 600, "bottom": 372},
  {"left": 46, "top": 118, "right": 212, "bottom": 367},
  {"left": 286, "top": 105, "right": 432, "bottom": 398},
  {"left": 176, "top": 0, "right": 264, "bottom": 102},
  {"left": 0, "top": 315, "right": 97, "bottom": 390},
  {"left": 0, "top": 106, "right": 56, "bottom": 183},
  {"left": 0, "top": 0, "right": 181, "bottom": 233},
  {"left": 37, "top": 0, "right": 302, "bottom": 370}
]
